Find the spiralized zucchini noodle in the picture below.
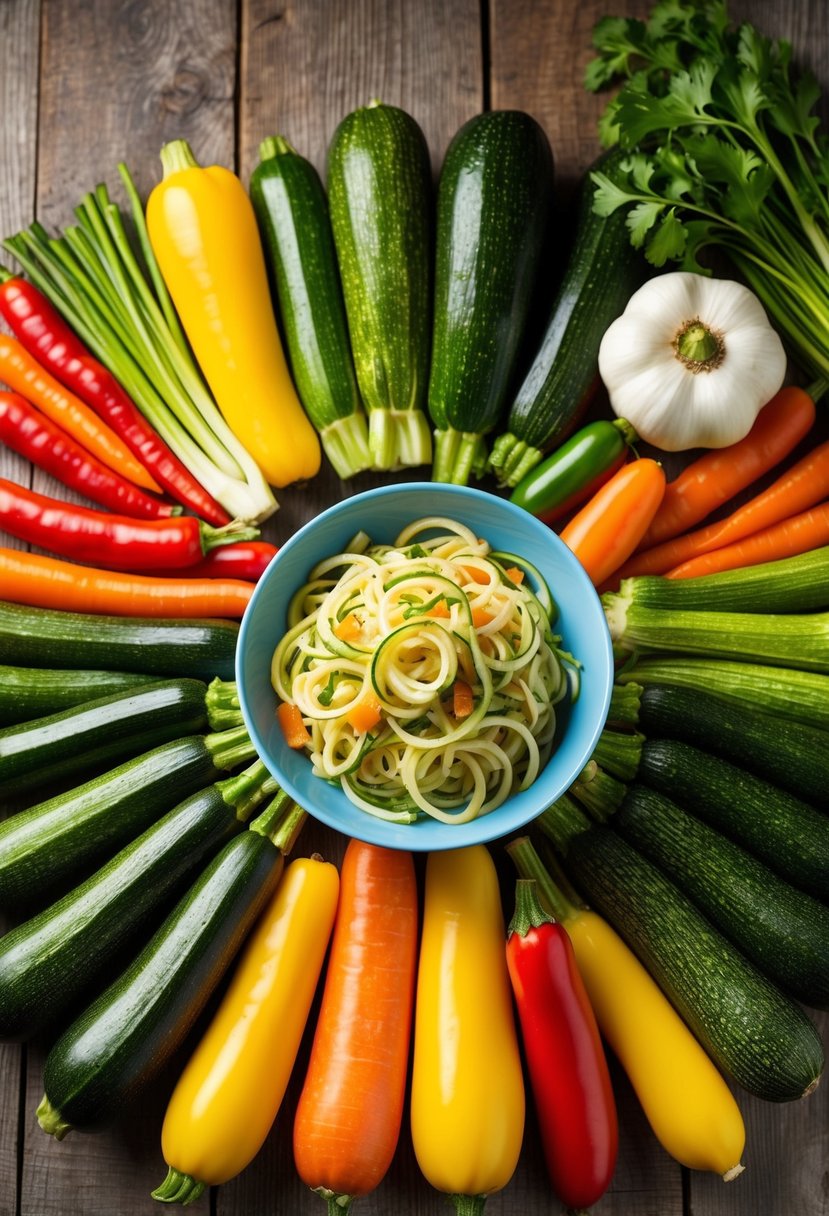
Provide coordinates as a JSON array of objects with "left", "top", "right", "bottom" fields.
[{"left": 271, "top": 516, "right": 576, "bottom": 825}]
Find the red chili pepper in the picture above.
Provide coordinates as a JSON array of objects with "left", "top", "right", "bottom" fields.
[
  {"left": 0, "top": 391, "right": 177, "bottom": 520},
  {"left": 0, "top": 477, "right": 257, "bottom": 571},
  {"left": 144, "top": 540, "right": 278, "bottom": 581},
  {"left": 0, "top": 268, "right": 231, "bottom": 526},
  {"left": 506, "top": 878, "right": 618, "bottom": 1211}
]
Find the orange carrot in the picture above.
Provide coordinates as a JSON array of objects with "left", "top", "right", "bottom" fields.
[
  {"left": 293, "top": 839, "right": 419, "bottom": 1211},
  {"left": 560, "top": 459, "right": 666, "bottom": 587},
  {"left": 453, "top": 680, "right": 474, "bottom": 719},
  {"left": 638, "top": 387, "right": 816, "bottom": 549},
  {"left": 0, "top": 334, "right": 163, "bottom": 492},
  {"left": 277, "top": 702, "right": 312, "bottom": 748},
  {"left": 346, "top": 691, "right": 383, "bottom": 734},
  {"left": 335, "top": 612, "right": 362, "bottom": 641},
  {"left": 0, "top": 547, "right": 253, "bottom": 617},
  {"left": 666, "top": 502, "right": 829, "bottom": 579},
  {"left": 612, "top": 438, "right": 829, "bottom": 583}
]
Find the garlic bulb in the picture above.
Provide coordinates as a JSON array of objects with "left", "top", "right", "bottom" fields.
[{"left": 598, "top": 272, "right": 787, "bottom": 451}]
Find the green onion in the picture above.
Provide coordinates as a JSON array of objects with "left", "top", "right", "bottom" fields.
[
  {"left": 604, "top": 593, "right": 829, "bottom": 673},
  {"left": 3, "top": 168, "right": 277, "bottom": 524},
  {"left": 608, "top": 549, "right": 829, "bottom": 615},
  {"left": 617, "top": 658, "right": 829, "bottom": 731}
]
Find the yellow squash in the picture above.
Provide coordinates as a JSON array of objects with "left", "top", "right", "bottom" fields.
[
  {"left": 146, "top": 139, "right": 321, "bottom": 488},
  {"left": 410, "top": 846, "right": 525, "bottom": 1213},
  {"left": 510, "top": 838, "right": 745, "bottom": 1180},
  {"left": 153, "top": 856, "right": 340, "bottom": 1204}
]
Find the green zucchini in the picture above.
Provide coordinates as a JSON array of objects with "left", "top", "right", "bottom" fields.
[
  {"left": 429, "top": 110, "right": 554, "bottom": 485},
  {"left": 0, "top": 678, "right": 211, "bottom": 795},
  {"left": 0, "top": 665, "right": 158, "bottom": 726},
  {"left": 37, "top": 796, "right": 305, "bottom": 1136},
  {"left": 0, "top": 724, "right": 256, "bottom": 908},
  {"left": 0, "top": 601, "right": 238, "bottom": 679},
  {"left": 250, "top": 135, "right": 371, "bottom": 480},
  {"left": 538, "top": 796, "right": 825, "bottom": 1102},
  {"left": 0, "top": 761, "right": 277, "bottom": 1042},
  {"left": 613, "top": 784, "right": 829, "bottom": 1008},
  {"left": 489, "top": 150, "right": 645, "bottom": 487},
  {"left": 635, "top": 683, "right": 829, "bottom": 806},
  {"left": 327, "top": 99, "right": 433, "bottom": 471},
  {"left": 637, "top": 738, "right": 829, "bottom": 902}
]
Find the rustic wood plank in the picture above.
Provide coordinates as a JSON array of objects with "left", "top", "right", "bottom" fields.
[{"left": 18, "top": 3, "right": 238, "bottom": 1213}]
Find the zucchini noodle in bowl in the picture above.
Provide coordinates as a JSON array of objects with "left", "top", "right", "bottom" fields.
[{"left": 271, "top": 516, "right": 577, "bottom": 825}]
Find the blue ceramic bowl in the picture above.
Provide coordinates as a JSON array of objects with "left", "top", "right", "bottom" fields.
[{"left": 236, "top": 482, "right": 613, "bottom": 851}]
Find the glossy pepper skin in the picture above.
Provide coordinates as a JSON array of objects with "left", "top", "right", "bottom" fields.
[
  {"left": 506, "top": 878, "right": 618, "bottom": 1210},
  {"left": 510, "top": 418, "right": 636, "bottom": 524},
  {"left": 0, "top": 391, "right": 177, "bottom": 520},
  {"left": 146, "top": 140, "right": 321, "bottom": 489},
  {"left": 154, "top": 856, "right": 339, "bottom": 1202},
  {"left": 411, "top": 846, "right": 525, "bottom": 1216},
  {"left": 0, "top": 478, "right": 256, "bottom": 572},
  {"left": 0, "top": 268, "right": 230, "bottom": 525}
]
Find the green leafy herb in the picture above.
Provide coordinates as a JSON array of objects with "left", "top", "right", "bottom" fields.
[{"left": 585, "top": 0, "right": 829, "bottom": 389}]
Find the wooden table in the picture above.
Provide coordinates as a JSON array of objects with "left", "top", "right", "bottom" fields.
[{"left": 1, "top": 1, "right": 828, "bottom": 1213}]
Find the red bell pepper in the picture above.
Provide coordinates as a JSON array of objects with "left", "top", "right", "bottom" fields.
[
  {"left": 0, "top": 391, "right": 177, "bottom": 520},
  {"left": 506, "top": 878, "right": 618, "bottom": 1211},
  {"left": 0, "top": 267, "right": 230, "bottom": 526},
  {"left": 0, "top": 477, "right": 257, "bottom": 572}
]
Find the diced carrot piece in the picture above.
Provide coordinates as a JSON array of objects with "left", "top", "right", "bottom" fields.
[
  {"left": 453, "top": 680, "right": 474, "bottom": 719},
  {"left": 460, "top": 565, "right": 490, "bottom": 585},
  {"left": 472, "top": 605, "right": 495, "bottom": 629},
  {"left": 504, "top": 566, "right": 524, "bottom": 585},
  {"left": 334, "top": 612, "right": 362, "bottom": 641},
  {"left": 346, "top": 690, "right": 383, "bottom": 734},
  {"left": 278, "top": 702, "right": 311, "bottom": 749}
]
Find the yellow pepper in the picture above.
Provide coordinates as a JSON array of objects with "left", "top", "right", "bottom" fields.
[
  {"left": 152, "top": 856, "right": 339, "bottom": 1204},
  {"left": 146, "top": 139, "right": 321, "bottom": 488},
  {"left": 509, "top": 837, "right": 745, "bottom": 1180},
  {"left": 410, "top": 846, "right": 525, "bottom": 1215}
]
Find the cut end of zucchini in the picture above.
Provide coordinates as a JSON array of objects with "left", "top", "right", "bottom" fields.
[
  {"left": 431, "top": 427, "right": 489, "bottom": 485},
  {"left": 35, "top": 1093, "right": 73, "bottom": 1140},
  {"left": 488, "top": 432, "right": 544, "bottom": 487},
  {"left": 722, "top": 1163, "right": 746, "bottom": 1183},
  {"left": 151, "top": 1166, "right": 206, "bottom": 1206},
  {"left": 321, "top": 411, "right": 373, "bottom": 480}
]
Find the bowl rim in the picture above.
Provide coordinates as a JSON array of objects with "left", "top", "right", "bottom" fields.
[{"left": 236, "top": 480, "right": 613, "bottom": 850}]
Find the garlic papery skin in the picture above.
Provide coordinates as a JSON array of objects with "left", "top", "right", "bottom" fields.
[{"left": 598, "top": 272, "right": 787, "bottom": 452}]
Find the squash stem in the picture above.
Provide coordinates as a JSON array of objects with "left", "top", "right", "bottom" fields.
[
  {"left": 432, "top": 427, "right": 488, "bottom": 485},
  {"left": 151, "top": 1166, "right": 206, "bottom": 1205},
  {"left": 321, "top": 411, "right": 373, "bottom": 479}
]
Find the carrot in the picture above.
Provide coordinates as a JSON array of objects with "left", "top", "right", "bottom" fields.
[
  {"left": 453, "top": 680, "right": 474, "bottom": 719},
  {"left": 334, "top": 612, "right": 362, "bottom": 642},
  {"left": 559, "top": 459, "right": 666, "bottom": 587},
  {"left": 611, "top": 438, "right": 829, "bottom": 583},
  {"left": 0, "top": 547, "right": 253, "bottom": 617},
  {"left": 278, "top": 701, "right": 312, "bottom": 748},
  {"left": 293, "top": 839, "right": 419, "bottom": 1213},
  {"left": 638, "top": 387, "right": 817, "bottom": 549},
  {"left": 346, "top": 691, "right": 383, "bottom": 734},
  {"left": 666, "top": 502, "right": 829, "bottom": 580},
  {"left": 0, "top": 334, "right": 163, "bottom": 492}
]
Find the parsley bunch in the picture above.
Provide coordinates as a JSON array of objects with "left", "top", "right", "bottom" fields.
[{"left": 586, "top": 0, "right": 829, "bottom": 387}]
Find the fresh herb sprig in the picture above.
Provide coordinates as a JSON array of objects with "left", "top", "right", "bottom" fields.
[{"left": 585, "top": 0, "right": 829, "bottom": 386}]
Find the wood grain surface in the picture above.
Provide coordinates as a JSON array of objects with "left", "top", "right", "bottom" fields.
[{"left": 0, "top": 1, "right": 827, "bottom": 1214}]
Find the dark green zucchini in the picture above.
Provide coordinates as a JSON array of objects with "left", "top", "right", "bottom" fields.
[
  {"left": 37, "top": 796, "right": 305, "bottom": 1136},
  {"left": 0, "top": 761, "right": 277, "bottom": 1041},
  {"left": 250, "top": 135, "right": 371, "bottom": 480},
  {"left": 428, "top": 110, "right": 554, "bottom": 485},
  {"left": 0, "top": 601, "right": 238, "bottom": 679},
  {"left": 0, "top": 724, "right": 256, "bottom": 908},
  {"left": 638, "top": 738, "right": 829, "bottom": 901},
  {"left": 0, "top": 665, "right": 158, "bottom": 726},
  {"left": 636, "top": 683, "right": 829, "bottom": 806},
  {"left": 0, "top": 679, "right": 208, "bottom": 795},
  {"left": 327, "top": 99, "right": 433, "bottom": 471},
  {"left": 538, "top": 797, "right": 825, "bottom": 1102},
  {"left": 489, "top": 149, "right": 645, "bottom": 486},
  {"left": 614, "top": 784, "right": 829, "bottom": 1008}
]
